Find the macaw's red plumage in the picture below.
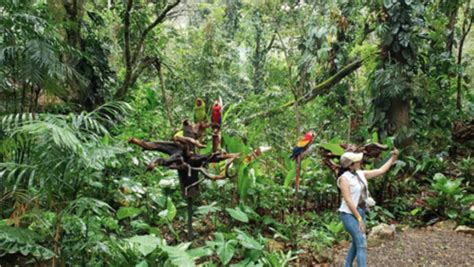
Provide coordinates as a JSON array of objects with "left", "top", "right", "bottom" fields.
[
  {"left": 290, "top": 130, "right": 315, "bottom": 194},
  {"left": 290, "top": 131, "right": 314, "bottom": 160},
  {"left": 211, "top": 100, "right": 222, "bottom": 127}
]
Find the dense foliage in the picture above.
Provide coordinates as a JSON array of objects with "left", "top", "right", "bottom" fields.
[{"left": 1, "top": 0, "right": 473, "bottom": 266}]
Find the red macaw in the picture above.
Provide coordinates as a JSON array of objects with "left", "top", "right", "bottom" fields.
[
  {"left": 211, "top": 99, "right": 222, "bottom": 127},
  {"left": 290, "top": 131, "right": 315, "bottom": 193}
]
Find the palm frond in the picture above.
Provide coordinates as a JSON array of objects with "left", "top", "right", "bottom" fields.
[
  {"left": 0, "top": 45, "right": 19, "bottom": 63},
  {"left": 26, "top": 39, "right": 57, "bottom": 69},
  {"left": 12, "top": 118, "right": 83, "bottom": 153},
  {"left": 64, "top": 197, "right": 114, "bottom": 217}
]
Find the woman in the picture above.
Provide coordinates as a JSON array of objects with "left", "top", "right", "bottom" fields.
[{"left": 337, "top": 149, "right": 399, "bottom": 267}]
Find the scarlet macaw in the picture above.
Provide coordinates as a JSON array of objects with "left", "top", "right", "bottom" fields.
[
  {"left": 290, "top": 131, "right": 315, "bottom": 193},
  {"left": 211, "top": 99, "right": 222, "bottom": 127}
]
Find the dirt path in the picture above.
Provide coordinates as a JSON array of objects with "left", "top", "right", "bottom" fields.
[{"left": 332, "top": 227, "right": 474, "bottom": 267}]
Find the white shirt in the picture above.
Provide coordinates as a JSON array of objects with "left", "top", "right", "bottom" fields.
[{"left": 337, "top": 170, "right": 369, "bottom": 214}]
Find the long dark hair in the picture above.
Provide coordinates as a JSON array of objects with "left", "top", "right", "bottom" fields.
[
  {"left": 337, "top": 166, "right": 350, "bottom": 178},
  {"left": 336, "top": 166, "right": 351, "bottom": 194}
]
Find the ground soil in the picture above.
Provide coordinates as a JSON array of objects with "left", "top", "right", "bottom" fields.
[{"left": 331, "top": 227, "right": 474, "bottom": 267}]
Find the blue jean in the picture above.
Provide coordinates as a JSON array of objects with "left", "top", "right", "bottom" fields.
[{"left": 340, "top": 207, "right": 367, "bottom": 267}]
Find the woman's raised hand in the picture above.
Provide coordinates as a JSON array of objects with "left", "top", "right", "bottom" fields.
[{"left": 391, "top": 148, "right": 400, "bottom": 159}]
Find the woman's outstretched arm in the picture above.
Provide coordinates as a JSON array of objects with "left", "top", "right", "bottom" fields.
[{"left": 363, "top": 149, "right": 399, "bottom": 179}]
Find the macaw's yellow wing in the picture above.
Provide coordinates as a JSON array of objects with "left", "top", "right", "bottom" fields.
[
  {"left": 174, "top": 130, "right": 184, "bottom": 138},
  {"left": 296, "top": 138, "right": 311, "bottom": 148}
]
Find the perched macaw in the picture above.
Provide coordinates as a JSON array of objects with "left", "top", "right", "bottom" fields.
[
  {"left": 290, "top": 131, "right": 315, "bottom": 193},
  {"left": 194, "top": 98, "right": 207, "bottom": 123},
  {"left": 174, "top": 130, "right": 184, "bottom": 138},
  {"left": 211, "top": 99, "right": 222, "bottom": 127}
]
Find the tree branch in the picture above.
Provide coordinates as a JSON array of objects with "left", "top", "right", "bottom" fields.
[
  {"left": 146, "top": 154, "right": 184, "bottom": 171},
  {"left": 116, "top": 0, "right": 181, "bottom": 99},
  {"left": 319, "top": 143, "right": 389, "bottom": 172},
  {"left": 131, "top": 0, "right": 181, "bottom": 65},
  {"left": 191, "top": 153, "right": 239, "bottom": 180},
  {"left": 153, "top": 59, "right": 175, "bottom": 130},
  {"left": 242, "top": 58, "right": 363, "bottom": 124},
  {"left": 128, "top": 137, "right": 181, "bottom": 155},
  {"left": 173, "top": 136, "right": 206, "bottom": 149},
  {"left": 264, "top": 30, "right": 277, "bottom": 53}
]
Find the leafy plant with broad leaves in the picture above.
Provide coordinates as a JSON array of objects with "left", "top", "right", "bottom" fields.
[
  {"left": 0, "top": 225, "right": 55, "bottom": 260},
  {"left": 426, "top": 173, "right": 473, "bottom": 223},
  {"left": 0, "top": 101, "right": 132, "bottom": 264}
]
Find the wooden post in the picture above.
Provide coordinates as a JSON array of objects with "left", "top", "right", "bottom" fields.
[
  {"left": 212, "top": 126, "right": 221, "bottom": 153},
  {"left": 187, "top": 197, "right": 193, "bottom": 241}
]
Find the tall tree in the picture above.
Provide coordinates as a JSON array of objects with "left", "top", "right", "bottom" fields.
[
  {"left": 47, "top": 0, "right": 116, "bottom": 110},
  {"left": 114, "top": 0, "right": 181, "bottom": 99},
  {"left": 441, "top": 0, "right": 463, "bottom": 55},
  {"left": 456, "top": 0, "right": 473, "bottom": 111},
  {"left": 250, "top": 10, "right": 276, "bottom": 94},
  {"left": 368, "top": 0, "right": 424, "bottom": 144}
]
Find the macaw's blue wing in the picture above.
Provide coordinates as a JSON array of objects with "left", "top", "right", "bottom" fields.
[{"left": 290, "top": 146, "right": 306, "bottom": 160}]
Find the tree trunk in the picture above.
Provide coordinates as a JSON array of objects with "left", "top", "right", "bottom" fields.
[
  {"left": 388, "top": 97, "right": 412, "bottom": 146},
  {"left": 456, "top": 1, "right": 472, "bottom": 112},
  {"left": 115, "top": 0, "right": 181, "bottom": 99},
  {"left": 62, "top": 0, "right": 86, "bottom": 102},
  {"left": 446, "top": 9, "right": 458, "bottom": 56},
  {"left": 157, "top": 61, "right": 175, "bottom": 130}
]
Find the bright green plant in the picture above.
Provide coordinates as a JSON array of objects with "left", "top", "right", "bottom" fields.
[
  {"left": 299, "top": 228, "right": 334, "bottom": 262},
  {"left": 260, "top": 250, "right": 298, "bottom": 267},
  {"left": 0, "top": 225, "right": 55, "bottom": 261},
  {"left": 426, "top": 173, "right": 472, "bottom": 222},
  {"left": 205, "top": 232, "right": 238, "bottom": 265},
  {"left": 100, "top": 234, "right": 199, "bottom": 266}
]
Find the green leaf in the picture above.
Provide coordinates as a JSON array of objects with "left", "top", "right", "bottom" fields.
[
  {"left": 207, "top": 233, "right": 237, "bottom": 265},
  {"left": 222, "top": 103, "right": 236, "bottom": 124},
  {"left": 325, "top": 221, "right": 344, "bottom": 235},
  {"left": 222, "top": 133, "right": 251, "bottom": 154},
  {"left": 187, "top": 247, "right": 214, "bottom": 258},
  {"left": 284, "top": 161, "right": 296, "bottom": 187},
  {"left": 0, "top": 226, "right": 55, "bottom": 260},
  {"left": 320, "top": 143, "right": 344, "bottom": 156},
  {"left": 196, "top": 202, "right": 221, "bottom": 216},
  {"left": 145, "top": 87, "right": 158, "bottom": 107},
  {"left": 372, "top": 131, "right": 379, "bottom": 143},
  {"left": 446, "top": 209, "right": 458, "bottom": 219},
  {"left": 237, "top": 165, "right": 253, "bottom": 202},
  {"left": 136, "top": 260, "right": 148, "bottom": 267},
  {"left": 236, "top": 230, "right": 263, "bottom": 250},
  {"left": 126, "top": 235, "right": 162, "bottom": 256},
  {"left": 127, "top": 235, "right": 162, "bottom": 256},
  {"left": 117, "top": 207, "right": 142, "bottom": 220},
  {"left": 166, "top": 197, "right": 177, "bottom": 221},
  {"left": 461, "top": 194, "right": 474, "bottom": 205},
  {"left": 225, "top": 207, "right": 249, "bottom": 223},
  {"left": 382, "top": 209, "right": 395, "bottom": 219},
  {"left": 384, "top": 0, "right": 393, "bottom": 8},
  {"left": 410, "top": 207, "right": 421, "bottom": 216},
  {"left": 159, "top": 243, "right": 196, "bottom": 267}
]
